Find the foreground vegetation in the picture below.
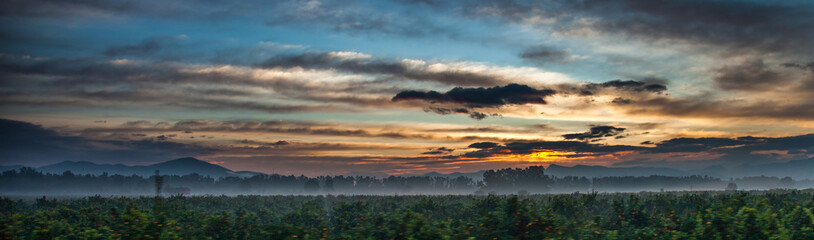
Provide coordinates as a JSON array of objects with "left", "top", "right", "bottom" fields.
[{"left": 2, "top": 190, "right": 813, "bottom": 239}]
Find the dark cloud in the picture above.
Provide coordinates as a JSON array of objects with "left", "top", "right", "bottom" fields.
[
  {"left": 0, "top": 0, "right": 274, "bottom": 20},
  {"left": 646, "top": 134, "right": 814, "bottom": 154},
  {"left": 714, "top": 60, "right": 789, "bottom": 91},
  {"left": 79, "top": 120, "right": 447, "bottom": 141},
  {"left": 271, "top": 140, "right": 290, "bottom": 146},
  {"left": 405, "top": 0, "right": 814, "bottom": 57},
  {"left": 643, "top": 134, "right": 814, "bottom": 166},
  {"left": 571, "top": 0, "right": 814, "bottom": 56},
  {"left": 781, "top": 62, "right": 814, "bottom": 71},
  {"left": 421, "top": 147, "right": 455, "bottom": 155},
  {"left": 584, "top": 80, "right": 667, "bottom": 94},
  {"left": 394, "top": 79, "right": 671, "bottom": 119},
  {"left": 553, "top": 79, "right": 668, "bottom": 97},
  {"left": 7, "top": 0, "right": 813, "bottom": 58},
  {"left": 728, "top": 134, "right": 814, "bottom": 153},
  {"left": 425, "top": 107, "right": 469, "bottom": 115},
  {"left": 562, "top": 125, "right": 626, "bottom": 140},
  {"left": 422, "top": 126, "right": 520, "bottom": 134},
  {"left": 611, "top": 97, "right": 632, "bottom": 104},
  {"left": 0, "top": 55, "right": 378, "bottom": 113},
  {"left": 463, "top": 140, "right": 643, "bottom": 158},
  {"left": 454, "top": 133, "right": 813, "bottom": 167},
  {"left": 519, "top": 45, "right": 570, "bottom": 65},
  {"left": 467, "top": 142, "right": 500, "bottom": 149},
  {"left": 0, "top": 118, "right": 215, "bottom": 166},
  {"left": 226, "top": 140, "right": 415, "bottom": 155},
  {"left": 392, "top": 83, "right": 556, "bottom": 107},
  {"left": 465, "top": 112, "right": 485, "bottom": 120},
  {"left": 618, "top": 96, "right": 814, "bottom": 120}
]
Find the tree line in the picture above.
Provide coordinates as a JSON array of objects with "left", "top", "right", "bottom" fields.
[{"left": 0, "top": 166, "right": 804, "bottom": 195}]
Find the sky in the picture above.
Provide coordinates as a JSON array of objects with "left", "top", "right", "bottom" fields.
[{"left": 1, "top": 0, "right": 813, "bottom": 176}]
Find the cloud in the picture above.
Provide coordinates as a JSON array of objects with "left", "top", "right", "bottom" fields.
[
  {"left": 389, "top": 78, "right": 673, "bottom": 119},
  {"left": 562, "top": 125, "right": 627, "bottom": 140},
  {"left": 392, "top": 83, "right": 556, "bottom": 107},
  {"left": 781, "top": 62, "right": 814, "bottom": 71},
  {"left": 646, "top": 137, "right": 756, "bottom": 154},
  {"left": 646, "top": 134, "right": 814, "bottom": 155},
  {"left": 424, "top": 107, "right": 496, "bottom": 120},
  {"left": 265, "top": 0, "right": 459, "bottom": 39},
  {"left": 467, "top": 142, "right": 500, "bottom": 149},
  {"left": 447, "top": 0, "right": 814, "bottom": 56},
  {"left": 78, "top": 119, "right": 458, "bottom": 141},
  {"left": 401, "top": 0, "right": 813, "bottom": 58},
  {"left": 611, "top": 97, "right": 632, "bottom": 104},
  {"left": 616, "top": 95, "right": 814, "bottom": 121},
  {"left": 421, "top": 147, "right": 455, "bottom": 155},
  {"left": 519, "top": 45, "right": 571, "bottom": 65},
  {"left": 450, "top": 133, "right": 813, "bottom": 168},
  {"left": 584, "top": 79, "right": 667, "bottom": 94},
  {"left": 259, "top": 51, "right": 508, "bottom": 87},
  {"left": 714, "top": 59, "right": 789, "bottom": 91},
  {"left": 0, "top": 0, "right": 274, "bottom": 20},
  {"left": 462, "top": 140, "right": 643, "bottom": 158},
  {"left": 0, "top": 54, "right": 384, "bottom": 113},
  {"left": 573, "top": 0, "right": 814, "bottom": 56}
]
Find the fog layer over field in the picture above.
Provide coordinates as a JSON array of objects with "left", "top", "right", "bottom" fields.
[{"left": 2, "top": 165, "right": 811, "bottom": 196}]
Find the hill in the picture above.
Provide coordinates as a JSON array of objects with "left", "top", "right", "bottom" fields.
[{"left": 37, "top": 157, "right": 264, "bottom": 178}]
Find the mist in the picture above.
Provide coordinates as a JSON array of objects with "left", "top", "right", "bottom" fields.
[{"left": 2, "top": 166, "right": 811, "bottom": 197}]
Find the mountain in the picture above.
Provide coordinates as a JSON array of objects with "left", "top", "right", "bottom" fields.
[
  {"left": 725, "top": 158, "right": 814, "bottom": 179},
  {"left": 544, "top": 159, "right": 814, "bottom": 180},
  {"left": 0, "top": 165, "right": 24, "bottom": 172},
  {"left": 26, "top": 157, "right": 814, "bottom": 180},
  {"left": 423, "top": 171, "right": 487, "bottom": 181},
  {"left": 37, "top": 157, "right": 264, "bottom": 178},
  {"left": 39, "top": 161, "right": 135, "bottom": 175}
]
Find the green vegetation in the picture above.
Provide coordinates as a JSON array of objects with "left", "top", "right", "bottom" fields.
[{"left": 2, "top": 190, "right": 813, "bottom": 239}]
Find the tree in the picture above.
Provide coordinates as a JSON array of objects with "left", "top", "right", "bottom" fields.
[{"left": 726, "top": 182, "right": 738, "bottom": 191}]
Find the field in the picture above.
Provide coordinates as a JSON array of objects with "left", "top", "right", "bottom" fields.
[{"left": 2, "top": 190, "right": 814, "bottom": 239}]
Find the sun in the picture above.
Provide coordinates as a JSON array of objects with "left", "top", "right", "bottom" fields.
[{"left": 486, "top": 150, "right": 586, "bottom": 163}]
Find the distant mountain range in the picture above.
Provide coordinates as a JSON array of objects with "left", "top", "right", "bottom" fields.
[
  {"left": 422, "top": 158, "right": 814, "bottom": 180},
  {"left": 547, "top": 158, "right": 814, "bottom": 180},
  {"left": 423, "top": 171, "right": 487, "bottom": 181},
  {"left": 5, "top": 157, "right": 264, "bottom": 178},
  {"left": 0, "top": 165, "right": 24, "bottom": 172},
  {"left": 1, "top": 157, "right": 812, "bottom": 180},
  {"left": 720, "top": 158, "right": 814, "bottom": 180}
]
